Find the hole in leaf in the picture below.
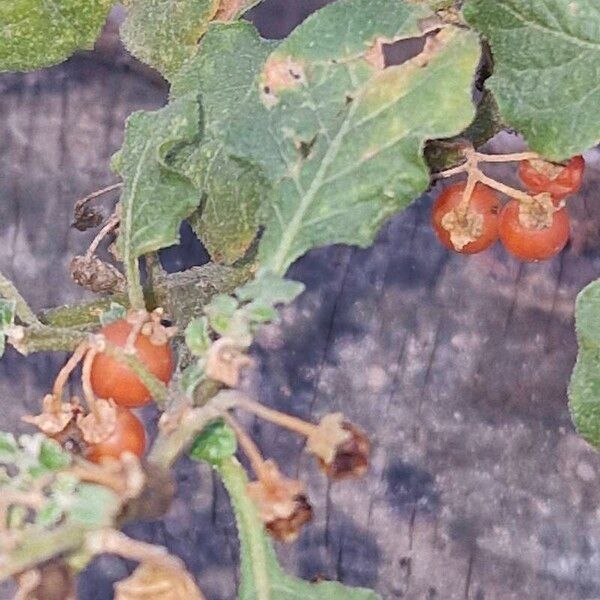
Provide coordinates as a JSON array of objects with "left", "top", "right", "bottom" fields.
[
  {"left": 383, "top": 36, "right": 427, "bottom": 68},
  {"left": 298, "top": 136, "right": 317, "bottom": 159}
]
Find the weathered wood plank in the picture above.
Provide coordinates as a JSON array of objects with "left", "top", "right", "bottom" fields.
[{"left": 1, "top": 5, "right": 600, "bottom": 600}]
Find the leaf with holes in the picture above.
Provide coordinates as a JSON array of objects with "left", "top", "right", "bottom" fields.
[
  {"left": 0, "top": 0, "right": 113, "bottom": 72},
  {"left": 569, "top": 280, "right": 600, "bottom": 448},
  {"left": 463, "top": 0, "right": 600, "bottom": 160},
  {"left": 170, "top": 23, "right": 275, "bottom": 264},
  {"left": 114, "top": 94, "right": 202, "bottom": 290},
  {"left": 223, "top": 0, "right": 480, "bottom": 274},
  {"left": 218, "top": 457, "right": 381, "bottom": 600}
]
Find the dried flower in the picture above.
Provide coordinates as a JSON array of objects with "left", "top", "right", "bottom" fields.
[
  {"left": 246, "top": 460, "right": 312, "bottom": 542},
  {"left": 205, "top": 337, "right": 253, "bottom": 387},
  {"left": 76, "top": 398, "right": 118, "bottom": 444},
  {"left": 306, "top": 413, "right": 370, "bottom": 480},
  {"left": 70, "top": 255, "right": 126, "bottom": 294},
  {"left": 22, "top": 394, "right": 79, "bottom": 436}
]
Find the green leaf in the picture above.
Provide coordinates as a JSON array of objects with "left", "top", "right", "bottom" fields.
[
  {"left": 569, "top": 280, "right": 600, "bottom": 447},
  {"left": 463, "top": 0, "right": 600, "bottom": 160},
  {"left": 205, "top": 293, "right": 241, "bottom": 335},
  {"left": 243, "top": 302, "right": 279, "bottom": 325},
  {"left": 180, "top": 360, "right": 207, "bottom": 395},
  {"left": 218, "top": 458, "right": 381, "bottom": 600},
  {"left": 170, "top": 23, "right": 275, "bottom": 264},
  {"left": 121, "top": 0, "right": 219, "bottom": 80},
  {"left": 114, "top": 94, "right": 202, "bottom": 302},
  {"left": 190, "top": 420, "right": 237, "bottom": 465},
  {"left": 99, "top": 302, "right": 127, "bottom": 326},
  {"left": 68, "top": 484, "right": 121, "bottom": 528},
  {"left": 226, "top": 1, "right": 480, "bottom": 273},
  {"left": 0, "top": 299, "right": 16, "bottom": 328},
  {"left": 0, "top": 0, "right": 113, "bottom": 72},
  {"left": 38, "top": 439, "right": 71, "bottom": 471},
  {"left": 235, "top": 271, "right": 305, "bottom": 305},
  {"left": 185, "top": 317, "right": 212, "bottom": 356},
  {"left": 0, "top": 433, "right": 18, "bottom": 463},
  {"left": 36, "top": 501, "right": 64, "bottom": 528}
]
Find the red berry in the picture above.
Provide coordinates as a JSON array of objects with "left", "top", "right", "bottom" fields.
[
  {"left": 431, "top": 182, "right": 500, "bottom": 254},
  {"left": 518, "top": 155, "right": 584, "bottom": 200},
  {"left": 86, "top": 406, "right": 146, "bottom": 463},
  {"left": 91, "top": 319, "right": 173, "bottom": 408},
  {"left": 499, "top": 200, "right": 570, "bottom": 261}
]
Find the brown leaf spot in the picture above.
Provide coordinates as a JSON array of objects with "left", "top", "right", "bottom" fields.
[{"left": 261, "top": 56, "right": 306, "bottom": 107}]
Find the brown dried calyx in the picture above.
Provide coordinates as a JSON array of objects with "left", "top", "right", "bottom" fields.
[
  {"left": 76, "top": 398, "right": 118, "bottom": 444},
  {"left": 441, "top": 208, "right": 483, "bottom": 251},
  {"left": 518, "top": 193, "right": 557, "bottom": 230},
  {"left": 306, "top": 413, "right": 370, "bottom": 480},
  {"left": 205, "top": 337, "right": 253, "bottom": 388},
  {"left": 134, "top": 308, "right": 177, "bottom": 347},
  {"left": 115, "top": 563, "right": 206, "bottom": 600},
  {"left": 527, "top": 158, "right": 564, "bottom": 180},
  {"left": 246, "top": 460, "right": 313, "bottom": 542},
  {"left": 70, "top": 254, "right": 126, "bottom": 294},
  {"left": 22, "top": 394, "right": 81, "bottom": 436}
]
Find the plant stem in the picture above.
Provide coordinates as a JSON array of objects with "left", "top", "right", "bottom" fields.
[
  {"left": 217, "top": 458, "right": 272, "bottom": 600},
  {"left": 0, "top": 523, "right": 86, "bottom": 582},
  {"left": 233, "top": 396, "right": 316, "bottom": 438},
  {"left": 125, "top": 256, "right": 146, "bottom": 311},
  {"left": 474, "top": 151, "right": 539, "bottom": 163},
  {"left": 476, "top": 171, "right": 535, "bottom": 204},
  {"left": 0, "top": 272, "right": 39, "bottom": 326},
  {"left": 223, "top": 414, "right": 269, "bottom": 480},
  {"left": 147, "top": 404, "right": 222, "bottom": 469},
  {"left": 7, "top": 325, "right": 87, "bottom": 355},
  {"left": 52, "top": 343, "right": 89, "bottom": 409}
]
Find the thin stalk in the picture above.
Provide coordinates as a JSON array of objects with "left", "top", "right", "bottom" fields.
[{"left": 125, "top": 256, "right": 145, "bottom": 311}]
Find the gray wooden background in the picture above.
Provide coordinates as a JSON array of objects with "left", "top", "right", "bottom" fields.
[{"left": 2, "top": 2, "right": 600, "bottom": 599}]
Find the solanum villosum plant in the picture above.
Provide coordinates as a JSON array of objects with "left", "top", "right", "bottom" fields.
[{"left": 0, "top": 0, "right": 600, "bottom": 597}]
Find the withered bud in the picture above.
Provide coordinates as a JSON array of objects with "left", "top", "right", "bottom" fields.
[
  {"left": 72, "top": 203, "right": 104, "bottom": 231},
  {"left": 205, "top": 337, "right": 253, "bottom": 388},
  {"left": 70, "top": 255, "right": 126, "bottom": 294},
  {"left": 22, "top": 394, "right": 80, "bottom": 436},
  {"left": 306, "top": 413, "right": 370, "bottom": 480},
  {"left": 246, "top": 460, "right": 313, "bottom": 542}
]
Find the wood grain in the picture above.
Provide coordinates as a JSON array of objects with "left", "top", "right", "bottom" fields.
[{"left": 1, "top": 4, "right": 600, "bottom": 599}]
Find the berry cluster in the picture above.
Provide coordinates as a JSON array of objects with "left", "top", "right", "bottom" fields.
[{"left": 432, "top": 151, "right": 585, "bottom": 261}]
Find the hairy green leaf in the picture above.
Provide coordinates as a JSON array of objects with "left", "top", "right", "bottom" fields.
[
  {"left": 0, "top": 0, "right": 112, "bottom": 72},
  {"left": 186, "top": 317, "right": 212, "bottom": 356},
  {"left": 463, "top": 0, "right": 600, "bottom": 160},
  {"left": 114, "top": 94, "right": 202, "bottom": 298},
  {"left": 121, "top": 0, "right": 219, "bottom": 79},
  {"left": 569, "top": 280, "right": 600, "bottom": 447},
  {"left": 218, "top": 457, "right": 381, "bottom": 600},
  {"left": 171, "top": 23, "right": 274, "bottom": 263},
  {"left": 235, "top": 270, "right": 305, "bottom": 305},
  {"left": 225, "top": 0, "right": 480, "bottom": 273}
]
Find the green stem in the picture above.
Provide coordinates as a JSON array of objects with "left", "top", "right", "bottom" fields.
[
  {"left": 0, "top": 522, "right": 86, "bottom": 582},
  {"left": 0, "top": 272, "right": 39, "bottom": 326},
  {"left": 125, "top": 256, "right": 146, "bottom": 311},
  {"left": 40, "top": 295, "right": 128, "bottom": 329},
  {"left": 7, "top": 325, "right": 87, "bottom": 354},
  {"left": 217, "top": 457, "right": 272, "bottom": 600},
  {"left": 147, "top": 404, "right": 222, "bottom": 469}
]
